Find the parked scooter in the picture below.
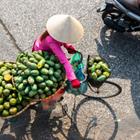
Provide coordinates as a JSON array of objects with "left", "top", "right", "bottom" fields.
[{"left": 97, "top": 0, "right": 140, "bottom": 32}]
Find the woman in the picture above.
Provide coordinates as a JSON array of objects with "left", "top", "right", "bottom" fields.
[{"left": 32, "top": 14, "right": 84, "bottom": 88}]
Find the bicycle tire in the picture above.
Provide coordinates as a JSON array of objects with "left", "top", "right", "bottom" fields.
[
  {"left": 73, "top": 97, "right": 118, "bottom": 140},
  {"left": 83, "top": 80, "right": 122, "bottom": 99}
]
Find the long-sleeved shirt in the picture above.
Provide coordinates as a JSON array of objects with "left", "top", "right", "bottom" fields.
[{"left": 32, "top": 35, "right": 76, "bottom": 81}]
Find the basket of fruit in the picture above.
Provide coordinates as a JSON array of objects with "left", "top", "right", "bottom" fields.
[
  {"left": 87, "top": 55, "right": 111, "bottom": 88},
  {"left": 0, "top": 51, "right": 66, "bottom": 119},
  {"left": 0, "top": 61, "right": 35, "bottom": 119}
]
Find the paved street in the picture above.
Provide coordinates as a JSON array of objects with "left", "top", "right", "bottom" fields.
[{"left": 0, "top": 0, "right": 140, "bottom": 139}]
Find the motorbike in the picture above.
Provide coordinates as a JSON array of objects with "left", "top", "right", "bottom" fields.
[{"left": 97, "top": 0, "right": 140, "bottom": 32}]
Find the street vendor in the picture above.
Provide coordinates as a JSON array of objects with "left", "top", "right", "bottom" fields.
[{"left": 32, "top": 14, "right": 84, "bottom": 88}]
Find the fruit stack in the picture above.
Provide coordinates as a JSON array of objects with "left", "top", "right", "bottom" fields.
[
  {"left": 0, "top": 62, "right": 22, "bottom": 117},
  {"left": 87, "top": 55, "right": 111, "bottom": 86},
  {"left": 0, "top": 51, "right": 65, "bottom": 118},
  {"left": 14, "top": 51, "right": 65, "bottom": 101}
]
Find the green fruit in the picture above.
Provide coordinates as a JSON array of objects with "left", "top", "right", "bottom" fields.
[
  {"left": 50, "top": 76, "right": 57, "bottom": 82},
  {"left": 24, "top": 86, "right": 30, "bottom": 95},
  {"left": 103, "top": 71, "right": 110, "bottom": 77},
  {"left": 95, "top": 69, "right": 102, "bottom": 76},
  {"left": 94, "top": 56, "right": 102, "bottom": 62},
  {"left": 101, "top": 63, "right": 110, "bottom": 72},
  {"left": 56, "top": 69, "right": 62, "bottom": 74},
  {"left": 91, "top": 65, "right": 96, "bottom": 73},
  {"left": 12, "top": 93, "right": 16, "bottom": 98},
  {"left": 0, "top": 67, "right": 7, "bottom": 73},
  {"left": 25, "top": 61, "right": 37, "bottom": 69},
  {"left": 24, "top": 69, "right": 31, "bottom": 76},
  {"left": 29, "top": 90, "right": 37, "bottom": 97},
  {"left": 88, "top": 60, "right": 93, "bottom": 66},
  {"left": 44, "top": 64, "right": 49, "bottom": 69},
  {"left": 44, "top": 87, "right": 50, "bottom": 92},
  {"left": 9, "top": 98, "right": 17, "bottom": 106},
  {"left": 17, "top": 70, "right": 22, "bottom": 75},
  {"left": 9, "top": 107, "right": 18, "bottom": 115},
  {"left": 2, "top": 110, "right": 9, "bottom": 117},
  {"left": 16, "top": 76, "right": 23, "bottom": 83},
  {"left": 50, "top": 55, "right": 57, "bottom": 61},
  {"left": 0, "top": 97, "right": 3, "bottom": 104},
  {"left": 38, "top": 82, "right": 46, "bottom": 89},
  {"left": 48, "top": 69, "right": 53, "bottom": 75},
  {"left": 2, "top": 81, "right": 6, "bottom": 87},
  {"left": 23, "top": 80, "right": 28, "bottom": 85},
  {"left": 37, "top": 59, "right": 46, "bottom": 69},
  {"left": 3, "top": 102, "right": 10, "bottom": 109},
  {"left": 0, "top": 86, "right": 3, "bottom": 95},
  {"left": 46, "top": 60, "right": 55, "bottom": 66},
  {"left": 54, "top": 63, "right": 61, "bottom": 69},
  {"left": 46, "top": 80, "right": 53, "bottom": 87},
  {"left": 32, "top": 53, "right": 44, "bottom": 61},
  {"left": 12, "top": 64, "right": 17, "bottom": 69},
  {"left": 31, "top": 70, "right": 39, "bottom": 76},
  {"left": 5, "top": 83, "right": 13, "bottom": 90},
  {"left": 40, "top": 68, "right": 49, "bottom": 75},
  {"left": 97, "top": 75, "right": 106, "bottom": 82},
  {"left": 3, "top": 89, "right": 10, "bottom": 96},
  {"left": 28, "top": 76, "right": 35, "bottom": 85},
  {"left": 17, "top": 63, "right": 27, "bottom": 70},
  {"left": 18, "top": 83, "right": 25, "bottom": 91},
  {"left": 54, "top": 72, "right": 60, "bottom": 78},
  {"left": 38, "top": 89, "right": 44, "bottom": 94},
  {"left": 41, "top": 75, "right": 48, "bottom": 80},
  {"left": 29, "top": 57, "right": 38, "bottom": 63},
  {"left": 5, "top": 62, "right": 13, "bottom": 69},
  {"left": 36, "top": 76, "right": 44, "bottom": 83},
  {"left": 11, "top": 69, "right": 17, "bottom": 75},
  {"left": 91, "top": 72, "right": 97, "bottom": 80},
  {"left": 95, "top": 63, "right": 101, "bottom": 69},
  {"left": 0, "top": 61, "right": 4, "bottom": 67},
  {"left": 7, "top": 95, "right": 13, "bottom": 100},
  {"left": 31, "top": 84, "right": 38, "bottom": 91},
  {"left": 2, "top": 70, "right": 11, "bottom": 75},
  {"left": 0, "top": 105, "right": 4, "bottom": 112}
]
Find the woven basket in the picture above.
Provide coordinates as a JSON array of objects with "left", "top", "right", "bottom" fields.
[{"left": 86, "top": 55, "right": 111, "bottom": 88}]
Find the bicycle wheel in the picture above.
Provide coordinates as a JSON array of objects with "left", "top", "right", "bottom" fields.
[
  {"left": 83, "top": 80, "right": 122, "bottom": 98},
  {"left": 73, "top": 97, "right": 118, "bottom": 140}
]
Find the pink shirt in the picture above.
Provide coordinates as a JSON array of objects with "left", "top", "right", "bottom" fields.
[{"left": 32, "top": 35, "right": 76, "bottom": 81}]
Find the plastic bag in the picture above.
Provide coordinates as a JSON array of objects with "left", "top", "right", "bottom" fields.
[{"left": 66, "top": 52, "right": 88, "bottom": 95}]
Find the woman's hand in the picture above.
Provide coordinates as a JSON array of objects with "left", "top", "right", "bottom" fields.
[
  {"left": 63, "top": 43, "right": 77, "bottom": 54},
  {"left": 71, "top": 79, "right": 80, "bottom": 88},
  {"left": 67, "top": 45, "right": 77, "bottom": 54}
]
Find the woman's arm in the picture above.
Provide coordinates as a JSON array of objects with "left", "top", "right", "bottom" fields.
[{"left": 63, "top": 43, "right": 77, "bottom": 54}]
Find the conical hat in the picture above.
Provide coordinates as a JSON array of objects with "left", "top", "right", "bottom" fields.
[{"left": 46, "top": 14, "right": 84, "bottom": 43}]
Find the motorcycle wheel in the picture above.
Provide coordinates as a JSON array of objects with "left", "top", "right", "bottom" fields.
[{"left": 102, "top": 9, "right": 125, "bottom": 32}]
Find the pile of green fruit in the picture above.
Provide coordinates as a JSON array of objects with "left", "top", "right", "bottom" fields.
[
  {"left": 88, "top": 56, "right": 111, "bottom": 82},
  {"left": 0, "top": 62, "right": 23, "bottom": 117},
  {"left": 14, "top": 51, "right": 65, "bottom": 101}
]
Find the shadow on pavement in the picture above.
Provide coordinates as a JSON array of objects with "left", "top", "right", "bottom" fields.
[
  {"left": 9, "top": 109, "right": 31, "bottom": 140},
  {"left": 0, "top": 134, "right": 16, "bottom": 140},
  {"left": 70, "top": 97, "right": 118, "bottom": 140},
  {"left": 96, "top": 26, "right": 140, "bottom": 118},
  {"left": 30, "top": 103, "right": 83, "bottom": 140}
]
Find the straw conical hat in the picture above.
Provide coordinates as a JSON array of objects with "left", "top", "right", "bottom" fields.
[{"left": 46, "top": 14, "right": 84, "bottom": 43}]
